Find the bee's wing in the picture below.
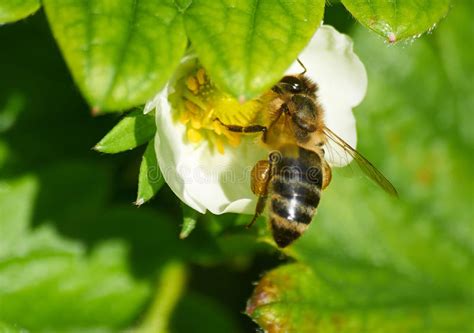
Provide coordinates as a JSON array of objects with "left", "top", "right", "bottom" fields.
[{"left": 323, "top": 127, "right": 398, "bottom": 197}]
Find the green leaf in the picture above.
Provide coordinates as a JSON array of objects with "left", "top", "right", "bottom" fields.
[
  {"left": 136, "top": 138, "right": 164, "bottom": 205},
  {"left": 95, "top": 110, "right": 155, "bottom": 153},
  {"left": 42, "top": 0, "right": 187, "bottom": 112},
  {"left": 0, "top": 165, "right": 191, "bottom": 332},
  {"left": 184, "top": 0, "right": 325, "bottom": 100},
  {"left": 248, "top": 3, "right": 474, "bottom": 331},
  {"left": 0, "top": 238, "right": 151, "bottom": 332},
  {"left": 247, "top": 264, "right": 473, "bottom": 333},
  {"left": 341, "top": 0, "right": 451, "bottom": 43},
  {"left": 0, "top": 175, "right": 37, "bottom": 257},
  {"left": 0, "top": 0, "right": 40, "bottom": 24},
  {"left": 0, "top": 176, "right": 149, "bottom": 331},
  {"left": 0, "top": 320, "right": 25, "bottom": 333}
]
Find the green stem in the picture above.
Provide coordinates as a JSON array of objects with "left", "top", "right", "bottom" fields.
[{"left": 136, "top": 261, "right": 187, "bottom": 333}]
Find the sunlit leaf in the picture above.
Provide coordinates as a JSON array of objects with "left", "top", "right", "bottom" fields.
[
  {"left": 0, "top": 169, "right": 188, "bottom": 332},
  {"left": 0, "top": 176, "right": 149, "bottom": 331},
  {"left": 341, "top": 0, "right": 451, "bottom": 42},
  {"left": 0, "top": 175, "right": 37, "bottom": 257},
  {"left": 247, "top": 263, "right": 473, "bottom": 332},
  {"left": 184, "top": 0, "right": 325, "bottom": 100},
  {"left": 0, "top": 0, "right": 40, "bottom": 24},
  {"left": 0, "top": 320, "right": 25, "bottom": 333},
  {"left": 43, "top": 0, "right": 187, "bottom": 111},
  {"left": 94, "top": 110, "right": 155, "bottom": 153}
]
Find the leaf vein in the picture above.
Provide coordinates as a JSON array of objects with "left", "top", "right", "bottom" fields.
[
  {"left": 100, "top": 0, "right": 140, "bottom": 107},
  {"left": 244, "top": 0, "right": 261, "bottom": 91}
]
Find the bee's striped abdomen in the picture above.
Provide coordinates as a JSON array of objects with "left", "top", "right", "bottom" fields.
[{"left": 269, "top": 147, "right": 323, "bottom": 247}]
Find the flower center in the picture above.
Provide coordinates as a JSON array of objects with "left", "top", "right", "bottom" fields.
[{"left": 170, "top": 60, "right": 262, "bottom": 154}]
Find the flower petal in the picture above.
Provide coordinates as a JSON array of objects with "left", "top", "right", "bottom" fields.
[
  {"left": 150, "top": 85, "right": 267, "bottom": 214},
  {"left": 286, "top": 25, "right": 368, "bottom": 167},
  {"left": 147, "top": 25, "right": 367, "bottom": 215}
]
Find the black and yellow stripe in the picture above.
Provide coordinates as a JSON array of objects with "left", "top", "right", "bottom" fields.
[{"left": 269, "top": 147, "right": 322, "bottom": 247}]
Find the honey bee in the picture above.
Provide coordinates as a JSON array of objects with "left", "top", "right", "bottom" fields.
[{"left": 216, "top": 65, "right": 397, "bottom": 248}]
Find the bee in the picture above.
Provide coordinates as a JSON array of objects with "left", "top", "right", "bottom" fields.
[{"left": 216, "top": 64, "right": 397, "bottom": 248}]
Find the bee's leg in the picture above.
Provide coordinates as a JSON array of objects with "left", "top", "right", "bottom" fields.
[
  {"left": 322, "top": 159, "right": 332, "bottom": 190},
  {"left": 214, "top": 118, "right": 267, "bottom": 134},
  {"left": 247, "top": 196, "right": 268, "bottom": 229},
  {"left": 247, "top": 160, "right": 272, "bottom": 228}
]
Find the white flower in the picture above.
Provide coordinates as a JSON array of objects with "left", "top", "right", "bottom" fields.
[{"left": 145, "top": 25, "right": 367, "bottom": 215}]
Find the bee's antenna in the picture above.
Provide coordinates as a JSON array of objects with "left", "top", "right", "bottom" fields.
[{"left": 297, "top": 58, "right": 307, "bottom": 75}]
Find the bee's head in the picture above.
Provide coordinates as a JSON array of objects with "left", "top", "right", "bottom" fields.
[{"left": 273, "top": 75, "right": 317, "bottom": 95}]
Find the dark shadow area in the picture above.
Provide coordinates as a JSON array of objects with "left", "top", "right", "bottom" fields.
[
  {"left": 324, "top": 1, "right": 356, "bottom": 33},
  {"left": 177, "top": 253, "right": 286, "bottom": 333}
]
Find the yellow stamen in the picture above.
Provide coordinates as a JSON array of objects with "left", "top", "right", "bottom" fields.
[
  {"left": 212, "top": 121, "right": 224, "bottom": 135},
  {"left": 222, "top": 130, "right": 241, "bottom": 146},
  {"left": 215, "top": 137, "right": 225, "bottom": 154},
  {"left": 191, "top": 117, "right": 202, "bottom": 129},
  {"left": 187, "top": 128, "right": 202, "bottom": 143},
  {"left": 184, "top": 101, "right": 199, "bottom": 115},
  {"left": 172, "top": 65, "right": 263, "bottom": 154},
  {"left": 196, "top": 68, "right": 206, "bottom": 85},
  {"left": 179, "top": 112, "right": 190, "bottom": 124},
  {"left": 185, "top": 76, "right": 199, "bottom": 93}
]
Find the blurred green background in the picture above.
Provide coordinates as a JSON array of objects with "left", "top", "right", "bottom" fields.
[{"left": 0, "top": 1, "right": 472, "bottom": 332}]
